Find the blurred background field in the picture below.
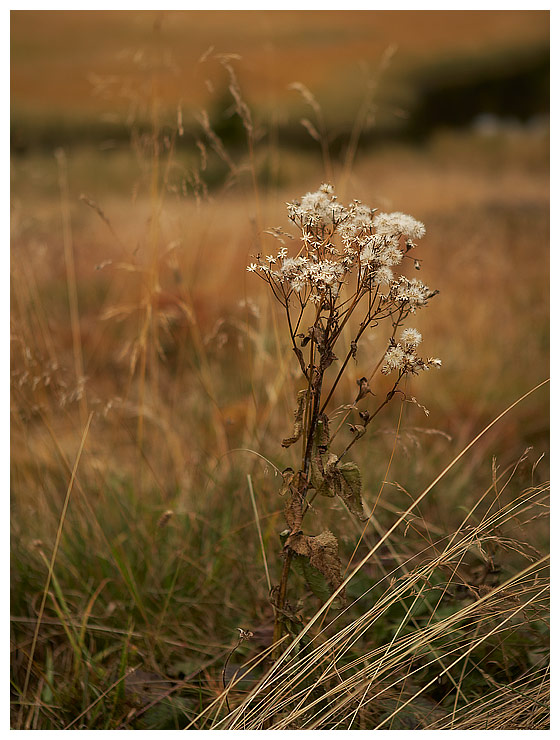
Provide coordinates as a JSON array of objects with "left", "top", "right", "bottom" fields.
[{"left": 11, "top": 10, "right": 549, "bottom": 730}]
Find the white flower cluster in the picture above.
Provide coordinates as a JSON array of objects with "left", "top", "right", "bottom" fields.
[
  {"left": 387, "top": 276, "right": 436, "bottom": 312},
  {"left": 337, "top": 200, "right": 377, "bottom": 244},
  {"left": 286, "top": 183, "right": 346, "bottom": 229},
  {"left": 279, "top": 255, "right": 345, "bottom": 295},
  {"left": 382, "top": 328, "right": 442, "bottom": 376},
  {"left": 249, "top": 250, "right": 347, "bottom": 298},
  {"left": 248, "top": 184, "right": 431, "bottom": 305}
]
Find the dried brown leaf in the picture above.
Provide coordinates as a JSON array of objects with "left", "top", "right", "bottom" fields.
[
  {"left": 278, "top": 467, "right": 295, "bottom": 497},
  {"left": 282, "top": 389, "right": 307, "bottom": 447},
  {"left": 285, "top": 488, "right": 304, "bottom": 533},
  {"left": 315, "top": 413, "right": 330, "bottom": 447},
  {"left": 337, "top": 462, "right": 367, "bottom": 521},
  {"left": 287, "top": 530, "right": 345, "bottom": 602},
  {"left": 311, "top": 450, "right": 338, "bottom": 498}
]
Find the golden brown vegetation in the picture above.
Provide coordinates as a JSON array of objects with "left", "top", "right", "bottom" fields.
[{"left": 11, "top": 10, "right": 548, "bottom": 730}]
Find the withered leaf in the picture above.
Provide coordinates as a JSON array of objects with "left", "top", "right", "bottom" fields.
[
  {"left": 311, "top": 451, "right": 338, "bottom": 498},
  {"left": 347, "top": 423, "right": 366, "bottom": 438},
  {"left": 281, "top": 389, "right": 307, "bottom": 447},
  {"left": 309, "top": 423, "right": 336, "bottom": 499},
  {"left": 315, "top": 413, "right": 330, "bottom": 447},
  {"left": 284, "top": 487, "right": 303, "bottom": 533},
  {"left": 278, "top": 467, "right": 294, "bottom": 497},
  {"left": 308, "top": 324, "right": 326, "bottom": 350},
  {"left": 337, "top": 462, "right": 367, "bottom": 521},
  {"left": 286, "top": 530, "right": 345, "bottom": 606},
  {"left": 292, "top": 345, "right": 307, "bottom": 376},
  {"left": 320, "top": 347, "right": 338, "bottom": 370}
]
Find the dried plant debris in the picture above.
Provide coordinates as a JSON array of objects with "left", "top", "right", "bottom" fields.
[
  {"left": 286, "top": 530, "right": 345, "bottom": 606},
  {"left": 284, "top": 486, "right": 304, "bottom": 533},
  {"left": 311, "top": 448, "right": 367, "bottom": 520},
  {"left": 282, "top": 389, "right": 308, "bottom": 448},
  {"left": 336, "top": 461, "right": 367, "bottom": 521}
]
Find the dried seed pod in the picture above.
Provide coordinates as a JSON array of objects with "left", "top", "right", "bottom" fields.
[{"left": 356, "top": 376, "right": 374, "bottom": 401}]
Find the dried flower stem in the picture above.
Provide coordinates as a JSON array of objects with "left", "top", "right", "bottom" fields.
[{"left": 248, "top": 184, "right": 440, "bottom": 653}]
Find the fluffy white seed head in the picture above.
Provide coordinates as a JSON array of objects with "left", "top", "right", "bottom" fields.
[
  {"left": 392, "top": 277, "right": 432, "bottom": 311},
  {"left": 373, "top": 266, "right": 394, "bottom": 285},
  {"left": 287, "top": 183, "right": 347, "bottom": 229},
  {"left": 374, "top": 212, "right": 426, "bottom": 240},
  {"left": 400, "top": 328, "right": 422, "bottom": 349},
  {"left": 382, "top": 345, "right": 406, "bottom": 373}
]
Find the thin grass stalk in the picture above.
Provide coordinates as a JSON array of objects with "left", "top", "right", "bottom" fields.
[
  {"left": 19, "top": 412, "right": 93, "bottom": 723},
  {"left": 247, "top": 474, "right": 272, "bottom": 593},
  {"left": 56, "top": 148, "right": 87, "bottom": 427}
]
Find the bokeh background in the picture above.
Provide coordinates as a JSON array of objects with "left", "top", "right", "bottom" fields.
[{"left": 11, "top": 10, "right": 549, "bottom": 730}]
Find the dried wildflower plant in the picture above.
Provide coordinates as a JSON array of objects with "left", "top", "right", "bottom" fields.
[{"left": 247, "top": 183, "right": 441, "bottom": 647}]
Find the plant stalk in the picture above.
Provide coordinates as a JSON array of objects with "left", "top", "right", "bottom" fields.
[{"left": 273, "top": 311, "right": 331, "bottom": 654}]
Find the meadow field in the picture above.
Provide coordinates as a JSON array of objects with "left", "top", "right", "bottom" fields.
[{"left": 10, "top": 10, "right": 549, "bottom": 730}]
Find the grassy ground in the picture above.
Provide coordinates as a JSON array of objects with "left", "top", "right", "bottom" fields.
[{"left": 11, "top": 10, "right": 549, "bottom": 730}]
